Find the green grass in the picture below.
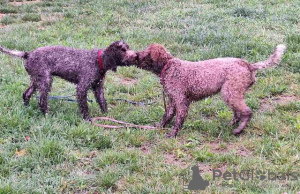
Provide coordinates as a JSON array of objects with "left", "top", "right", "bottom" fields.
[
  {"left": 0, "top": 5, "right": 18, "bottom": 14},
  {"left": 0, "top": 0, "right": 299, "bottom": 193},
  {"left": 0, "top": 15, "right": 17, "bottom": 25},
  {"left": 21, "top": 13, "right": 41, "bottom": 22}
]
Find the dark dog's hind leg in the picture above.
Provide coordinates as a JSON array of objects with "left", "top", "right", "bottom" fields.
[
  {"left": 23, "top": 78, "right": 37, "bottom": 106},
  {"left": 37, "top": 74, "right": 52, "bottom": 114},
  {"left": 77, "top": 81, "right": 91, "bottom": 121},
  {"left": 92, "top": 81, "right": 108, "bottom": 114}
]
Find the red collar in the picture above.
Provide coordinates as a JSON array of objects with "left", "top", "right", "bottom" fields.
[
  {"left": 160, "top": 61, "right": 172, "bottom": 84},
  {"left": 98, "top": 50, "right": 105, "bottom": 79}
]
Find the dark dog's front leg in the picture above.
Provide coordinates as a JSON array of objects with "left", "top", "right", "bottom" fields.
[
  {"left": 93, "top": 81, "right": 108, "bottom": 114},
  {"left": 160, "top": 98, "right": 176, "bottom": 128},
  {"left": 166, "top": 98, "right": 190, "bottom": 138},
  {"left": 77, "top": 83, "right": 91, "bottom": 121}
]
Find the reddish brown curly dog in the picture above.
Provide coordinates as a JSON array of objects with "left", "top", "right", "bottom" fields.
[{"left": 133, "top": 44, "right": 286, "bottom": 138}]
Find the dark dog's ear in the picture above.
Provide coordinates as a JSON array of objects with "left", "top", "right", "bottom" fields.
[
  {"left": 104, "top": 57, "right": 117, "bottom": 72},
  {"left": 118, "top": 40, "right": 126, "bottom": 47},
  {"left": 120, "top": 38, "right": 125, "bottom": 44}
]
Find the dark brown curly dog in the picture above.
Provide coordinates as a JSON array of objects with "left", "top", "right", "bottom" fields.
[
  {"left": 0, "top": 41, "right": 136, "bottom": 121},
  {"left": 132, "top": 44, "right": 286, "bottom": 138}
]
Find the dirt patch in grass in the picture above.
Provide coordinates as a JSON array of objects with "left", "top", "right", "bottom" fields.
[
  {"left": 236, "top": 146, "right": 252, "bottom": 157},
  {"left": 78, "top": 151, "right": 97, "bottom": 167},
  {"left": 121, "top": 77, "right": 138, "bottom": 85},
  {"left": 208, "top": 141, "right": 252, "bottom": 157},
  {"left": 9, "top": 0, "right": 41, "bottom": 6},
  {"left": 260, "top": 95, "right": 299, "bottom": 112},
  {"left": 165, "top": 152, "right": 187, "bottom": 167},
  {"left": 41, "top": 13, "right": 64, "bottom": 22},
  {"left": 116, "top": 178, "right": 127, "bottom": 192},
  {"left": 0, "top": 13, "right": 5, "bottom": 27},
  {"left": 197, "top": 163, "right": 212, "bottom": 173},
  {"left": 0, "top": 13, "right": 17, "bottom": 26},
  {"left": 140, "top": 142, "right": 151, "bottom": 154},
  {"left": 198, "top": 162, "right": 227, "bottom": 173}
]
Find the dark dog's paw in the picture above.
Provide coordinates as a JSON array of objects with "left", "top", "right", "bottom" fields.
[
  {"left": 84, "top": 117, "right": 92, "bottom": 123},
  {"left": 165, "top": 131, "right": 177, "bottom": 138},
  {"left": 101, "top": 109, "right": 108, "bottom": 114},
  {"left": 41, "top": 109, "right": 49, "bottom": 115},
  {"left": 100, "top": 103, "right": 108, "bottom": 114}
]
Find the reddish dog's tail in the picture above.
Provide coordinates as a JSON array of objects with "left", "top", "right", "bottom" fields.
[
  {"left": 0, "top": 45, "right": 28, "bottom": 59},
  {"left": 251, "top": 44, "right": 286, "bottom": 71}
]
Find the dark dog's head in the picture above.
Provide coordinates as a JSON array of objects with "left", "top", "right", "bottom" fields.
[
  {"left": 134, "top": 44, "right": 173, "bottom": 75},
  {"left": 103, "top": 41, "right": 137, "bottom": 72}
]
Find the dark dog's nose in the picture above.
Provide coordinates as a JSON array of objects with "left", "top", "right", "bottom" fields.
[{"left": 126, "top": 50, "right": 137, "bottom": 59}]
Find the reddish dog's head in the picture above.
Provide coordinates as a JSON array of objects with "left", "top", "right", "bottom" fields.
[{"left": 134, "top": 44, "right": 173, "bottom": 75}]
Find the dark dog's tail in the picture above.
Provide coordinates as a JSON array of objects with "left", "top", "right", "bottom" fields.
[
  {"left": 251, "top": 44, "right": 286, "bottom": 71},
  {"left": 0, "top": 45, "right": 28, "bottom": 59}
]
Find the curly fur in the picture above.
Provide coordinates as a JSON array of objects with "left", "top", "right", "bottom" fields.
[
  {"left": 0, "top": 41, "right": 137, "bottom": 121},
  {"left": 133, "top": 43, "right": 286, "bottom": 138}
]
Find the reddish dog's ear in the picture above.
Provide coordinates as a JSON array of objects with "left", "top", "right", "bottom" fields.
[{"left": 149, "top": 44, "right": 170, "bottom": 64}]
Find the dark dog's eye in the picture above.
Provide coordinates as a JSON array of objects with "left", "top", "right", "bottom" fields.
[{"left": 121, "top": 48, "right": 127, "bottom": 52}]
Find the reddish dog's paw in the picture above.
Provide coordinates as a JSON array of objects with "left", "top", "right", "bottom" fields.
[
  {"left": 154, "top": 122, "right": 162, "bottom": 128},
  {"left": 232, "top": 128, "right": 243, "bottom": 135},
  {"left": 229, "top": 119, "right": 238, "bottom": 126}
]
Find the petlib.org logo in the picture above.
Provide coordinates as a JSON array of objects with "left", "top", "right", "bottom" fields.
[{"left": 180, "top": 164, "right": 299, "bottom": 192}]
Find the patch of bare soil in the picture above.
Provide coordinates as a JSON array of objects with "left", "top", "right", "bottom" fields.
[
  {"left": 197, "top": 162, "right": 227, "bottom": 173},
  {"left": 140, "top": 142, "right": 151, "bottom": 154},
  {"left": 236, "top": 145, "right": 252, "bottom": 157},
  {"left": 121, "top": 77, "right": 138, "bottom": 85},
  {"left": 0, "top": 14, "right": 6, "bottom": 28},
  {"left": 208, "top": 141, "right": 252, "bottom": 157},
  {"left": 9, "top": 0, "right": 41, "bottom": 6},
  {"left": 116, "top": 178, "right": 127, "bottom": 193},
  {"left": 260, "top": 95, "right": 299, "bottom": 112},
  {"left": 41, "top": 13, "right": 64, "bottom": 22},
  {"left": 78, "top": 151, "right": 97, "bottom": 167},
  {"left": 165, "top": 152, "right": 188, "bottom": 167}
]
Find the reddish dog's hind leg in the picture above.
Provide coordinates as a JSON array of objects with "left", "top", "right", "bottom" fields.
[{"left": 165, "top": 97, "right": 190, "bottom": 138}]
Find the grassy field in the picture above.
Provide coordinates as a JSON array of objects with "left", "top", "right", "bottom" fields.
[{"left": 0, "top": 0, "right": 299, "bottom": 193}]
